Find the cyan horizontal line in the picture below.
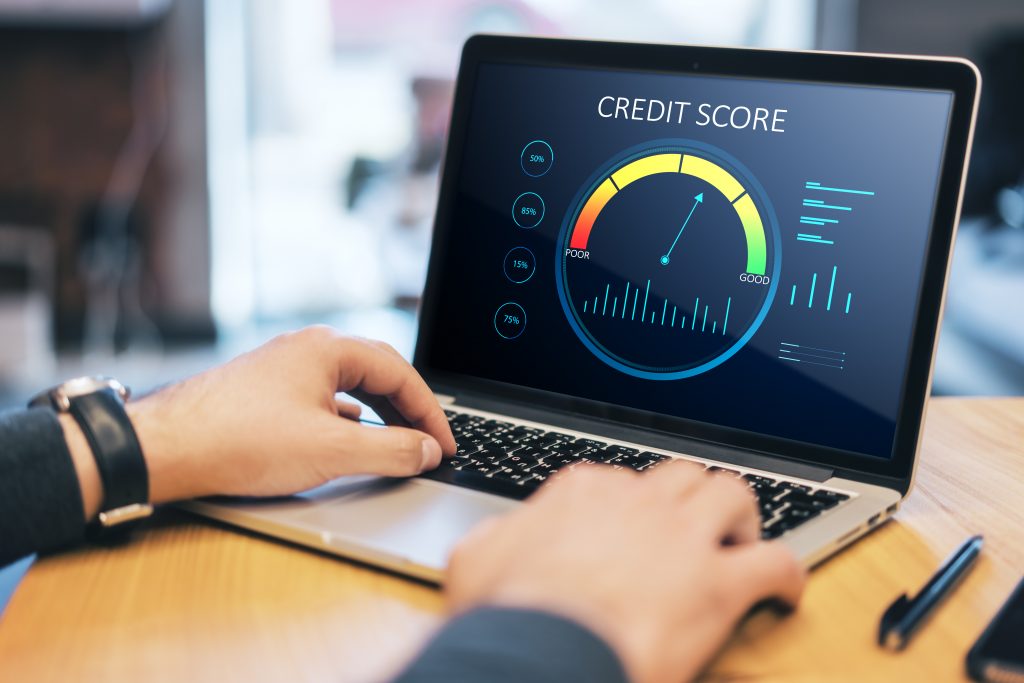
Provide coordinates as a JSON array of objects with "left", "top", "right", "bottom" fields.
[
  {"left": 804, "top": 182, "right": 875, "bottom": 196},
  {"left": 799, "top": 219, "right": 827, "bottom": 225},
  {"left": 796, "top": 233, "right": 821, "bottom": 239},
  {"left": 780, "top": 349, "right": 847, "bottom": 363},
  {"left": 802, "top": 200, "right": 852, "bottom": 211},
  {"left": 779, "top": 342, "right": 846, "bottom": 355},
  {"left": 797, "top": 237, "right": 834, "bottom": 244},
  {"left": 778, "top": 355, "right": 844, "bottom": 369},
  {"left": 800, "top": 216, "right": 839, "bottom": 223}
]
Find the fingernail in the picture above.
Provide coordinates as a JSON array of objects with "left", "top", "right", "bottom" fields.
[{"left": 421, "top": 439, "right": 442, "bottom": 470}]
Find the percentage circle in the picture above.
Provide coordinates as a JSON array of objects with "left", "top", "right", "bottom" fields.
[
  {"left": 512, "top": 192, "right": 545, "bottom": 228},
  {"left": 503, "top": 246, "right": 536, "bottom": 284},
  {"left": 520, "top": 140, "right": 554, "bottom": 177},
  {"left": 493, "top": 302, "right": 527, "bottom": 340}
]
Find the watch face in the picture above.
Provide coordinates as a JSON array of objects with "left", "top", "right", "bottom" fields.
[
  {"left": 29, "top": 376, "right": 129, "bottom": 411},
  {"left": 61, "top": 377, "right": 124, "bottom": 399}
]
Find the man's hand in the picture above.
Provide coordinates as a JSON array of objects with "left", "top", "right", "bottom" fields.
[
  {"left": 445, "top": 463, "right": 806, "bottom": 683},
  {"left": 109, "top": 326, "right": 455, "bottom": 509}
]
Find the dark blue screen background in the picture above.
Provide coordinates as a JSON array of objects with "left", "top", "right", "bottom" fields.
[{"left": 425, "top": 63, "right": 953, "bottom": 459}]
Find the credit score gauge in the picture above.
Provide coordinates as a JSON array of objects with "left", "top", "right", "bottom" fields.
[{"left": 556, "top": 141, "right": 781, "bottom": 380}]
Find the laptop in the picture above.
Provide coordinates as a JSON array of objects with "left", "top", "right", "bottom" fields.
[{"left": 182, "top": 36, "right": 979, "bottom": 582}]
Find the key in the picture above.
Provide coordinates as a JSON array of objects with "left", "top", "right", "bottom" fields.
[
  {"left": 543, "top": 454, "right": 578, "bottom": 467},
  {"left": 604, "top": 445, "right": 640, "bottom": 458},
  {"left": 812, "top": 489, "right": 850, "bottom": 505},
  {"left": 638, "top": 453, "right": 670, "bottom": 470},
  {"left": 587, "top": 448, "right": 620, "bottom": 463},
  {"left": 490, "top": 469, "right": 537, "bottom": 486},
  {"left": 548, "top": 441, "right": 590, "bottom": 456},
  {"left": 784, "top": 506, "right": 820, "bottom": 523}
]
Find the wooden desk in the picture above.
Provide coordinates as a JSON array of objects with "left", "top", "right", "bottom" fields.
[{"left": 2, "top": 397, "right": 1022, "bottom": 682}]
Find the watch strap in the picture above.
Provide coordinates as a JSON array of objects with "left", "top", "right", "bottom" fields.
[{"left": 67, "top": 387, "right": 149, "bottom": 511}]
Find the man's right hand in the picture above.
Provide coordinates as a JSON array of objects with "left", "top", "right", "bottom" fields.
[{"left": 445, "top": 462, "right": 806, "bottom": 683}]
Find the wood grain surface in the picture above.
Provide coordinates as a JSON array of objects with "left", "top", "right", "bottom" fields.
[{"left": 1, "top": 397, "right": 1022, "bottom": 682}]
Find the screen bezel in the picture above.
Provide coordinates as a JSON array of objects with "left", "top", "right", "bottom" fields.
[{"left": 414, "top": 35, "right": 979, "bottom": 495}]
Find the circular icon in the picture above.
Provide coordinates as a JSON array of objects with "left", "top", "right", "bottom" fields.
[
  {"left": 494, "top": 302, "right": 527, "bottom": 340},
  {"left": 503, "top": 247, "right": 536, "bottom": 284},
  {"left": 512, "top": 192, "right": 545, "bottom": 228},
  {"left": 556, "top": 139, "right": 781, "bottom": 380},
  {"left": 521, "top": 140, "right": 554, "bottom": 177}
]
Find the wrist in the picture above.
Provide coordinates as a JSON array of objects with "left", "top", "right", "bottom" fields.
[
  {"left": 44, "top": 377, "right": 158, "bottom": 530},
  {"left": 126, "top": 394, "right": 204, "bottom": 505}
]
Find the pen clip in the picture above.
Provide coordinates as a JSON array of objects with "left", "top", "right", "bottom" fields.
[{"left": 878, "top": 592, "right": 911, "bottom": 648}]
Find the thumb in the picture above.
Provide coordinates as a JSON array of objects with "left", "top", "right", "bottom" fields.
[{"left": 331, "top": 420, "right": 443, "bottom": 477}]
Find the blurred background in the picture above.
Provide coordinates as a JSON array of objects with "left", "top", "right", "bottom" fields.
[{"left": 0, "top": 0, "right": 1022, "bottom": 407}]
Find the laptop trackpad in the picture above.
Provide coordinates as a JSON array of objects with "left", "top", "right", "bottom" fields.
[{"left": 290, "top": 477, "right": 519, "bottom": 571}]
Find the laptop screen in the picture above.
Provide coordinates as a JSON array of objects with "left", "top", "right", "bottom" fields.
[{"left": 422, "top": 60, "right": 954, "bottom": 461}]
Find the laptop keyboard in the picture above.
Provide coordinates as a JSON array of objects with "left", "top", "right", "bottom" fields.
[{"left": 425, "top": 409, "right": 852, "bottom": 541}]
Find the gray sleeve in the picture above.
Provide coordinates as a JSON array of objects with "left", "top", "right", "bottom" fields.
[
  {"left": 0, "top": 408, "right": 86, "bottom": 567},
  {"left": 393, "top": 607, "right": 630, "bottom": 683}
]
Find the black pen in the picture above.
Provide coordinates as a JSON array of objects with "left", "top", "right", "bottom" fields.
[{"left": 879, "top": 534, "right": 984, "bottom": 650}]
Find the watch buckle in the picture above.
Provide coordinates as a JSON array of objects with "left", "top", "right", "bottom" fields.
[{"left": 97, "top": 503, "right": 154, "bottom": 527}]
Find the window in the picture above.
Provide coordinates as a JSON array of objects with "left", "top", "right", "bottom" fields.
[{"left": 206, "top": 0, "right": 815, "bottom": 327}]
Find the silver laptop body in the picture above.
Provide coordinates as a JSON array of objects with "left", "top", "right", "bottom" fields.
[{"left": 182, "top": 36, "right": 979, "bottom": 583}]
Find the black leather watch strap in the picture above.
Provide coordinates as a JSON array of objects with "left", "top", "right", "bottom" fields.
[{"left": 67, "top": 387, "right": 149, "bottom": 511}]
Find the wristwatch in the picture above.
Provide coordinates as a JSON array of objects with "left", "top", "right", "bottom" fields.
[{"left": 30, "top": 376, "right": 153, "bottom": 533}]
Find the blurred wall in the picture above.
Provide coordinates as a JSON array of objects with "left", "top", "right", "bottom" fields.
[
  {"left": 855, "top": 0, "right": 1023, "bottom": 57},
  {"left": 0, "top": 0, "right": 212, "bottom": 350}
]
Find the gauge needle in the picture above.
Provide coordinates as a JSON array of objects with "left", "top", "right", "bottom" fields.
[{"left": 660, "top": 193, "right": 703, "bottom": 266}]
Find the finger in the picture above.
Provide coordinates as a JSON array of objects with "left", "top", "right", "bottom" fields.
[
  {"left": 723, "top": 541, "right": 806, "bottom": 611},
  {"left": 333, "top": 338, "right": 456, "bottom": 455},
  {"left": 331, "top": 421, "right": 444, "bottom": 476},
  {"left": 683, "top": 474, "right": 760, "bottom": 545},
  {"left": 642, "top": 459, "right": 709, "bottom": 502},
  {"left": 334, "top": 398, "right": 363, "bottom": 421}
]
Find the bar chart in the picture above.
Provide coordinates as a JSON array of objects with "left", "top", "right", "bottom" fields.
[
  {"left": 787, "top": 265, "right": 852, "bottom": 314},
  {"left": 580, "top": 278, "right": 732, "bottom": 336}
]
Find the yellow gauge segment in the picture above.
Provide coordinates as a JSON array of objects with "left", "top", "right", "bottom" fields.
[
  {"left": 680, "top": 154, "right": 745, "bottom": 201},
  {"left": 610, "top": 153, "right": 682, "bottom": 189}
]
